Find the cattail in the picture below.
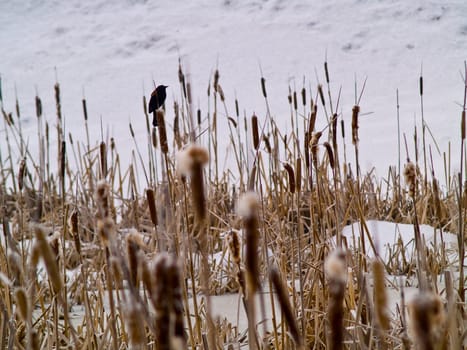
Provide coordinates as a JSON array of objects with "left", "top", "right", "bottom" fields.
[
  {"left": 432, "top": 178, "right": 442, "bottom": 219},
  {"left": 461, "top": 110, "right": 465, "bottom": 140},
  {"left": 96, "top": 180, "right": 111, "bottom": 218},
  {"left": 213, "top": 69, "right": 220, "bottom": 92},
  {"left": 351, "top": 105, "right": 360, "bottom": 145},
  {"left": 176, "top": 145, "right": 209, "bottom": 224},
  {"left": 284, "top": 163, "right": 295, "bottom": 194},
  {"left": 301, "top": 87, "right": 306, "bottom": 107},
  {"left": 251, "top": 114, "right": 260, "bottom": 150},
  {"left": 235, "top": 98, "right": 239, "bottom": 117},
  {"left": 295, "top": 157, "right": 302, "bottom": 191},
  {"left": 187, "top": 81, "right": 192, "bottom": 104},
  {"left": 152, "top": 127, "right": 158, "bottom": 149},
  {"left": 324, "top": 61, "right": 330, "bottom": 83},
  {"left": 157, "top": 110, "right": 169, "bottom": 154},
  {"left": 97, "top": 217, "right": 115, "bottom": 247},
  {"left": 197, "top": 109, "right": 201, "bottom": 126},
  {"left": 60, "top": 140, "right": 66, "bottom": 182},
  {"left": 125, "top": 299, "right": 146, "bottom": 348},
  {"left": 100, "top": 141, "right": 107, "bottom": 178},
  {"left": 304, "top": 132, "right": 310, "bottom": 170},
  {"left": 309, "top": 104, "right": 318, "bottom": 135},
  {"left": 325, "top": 249, "right": 347, "bottom": 350},
  {"left": 82, "top": 99, "right": 88, "bottom": 121},
  {"left": 14, "top": 287, "right": 28, "bottom": 321},
  {"left": 226, "top": 229, "right": 241, "bottom": 265},
  {"left": 146, "top": 188, "right": 158, "bottom": 226},
  {"left": 419, "top": 76, "right": 423, "bottom": 96},
  {"left": 166, "top": 257, "right": 186, "bottom": 345},
  {"left": 8, "top": 251, "right": 23, "bottom": 286},
  {"left": 372, "top": 258, "right": 390, "bottom": 331},
  {"left": 318, "top": 84, "right": 326, "bottom": 106},
  {"left": 324, "top": 142, "right": 335, "bottom": 170},
  {"left": 404, "top": 162, "right": 417, "bottom": 197},
  {"left": 238, "top": 192, "right": 260, "bottom": 294},
  {"left": 35, "top": 96, "right": 42, "bottom": 118},
  {"left": 310, "top": 131, "right": 322, "bottom": 168},
  {"left": 151, "top": 253, "right": 173, "bottom": 350},
  {"left": 69, "top": 210, "right": 81, "bottom": 255},
  {"left": 54, "top": 82, "right": 62, "bottom": 120},
  {"left": 18, "top": 158, "right": 26, "bottom": 191},
  {"left": 34, "top": 226, "right": 62, "bottom": 293},
  {"left": 270, "top": 267, "right": 303, "bottom": 347},
  {"left": 126, "top": 231, "right": 142, "bottom": 288},
  {"left": 341, "top": 119, "right": 345, "bottom": 139},
  {"left": 408, "top": 292, "right": 445, "bottom": 350},
  {"left": 293, "top": 90, "right": 298, "bottom": 110},
  {"left": 261, "top": 77, "right": 267, "bottom": 98}
]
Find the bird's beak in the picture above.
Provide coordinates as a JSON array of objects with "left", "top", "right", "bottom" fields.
[{"left": 165, "top": 85, "right": 169, "bottom": 88}]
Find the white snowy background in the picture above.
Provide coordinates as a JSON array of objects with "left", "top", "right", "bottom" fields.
[
  {"left": 1, "top": 0, "right": 466, "bottom": 334},
  {"left": 1, "top": 0, "right": 466, "bottom": 182}
]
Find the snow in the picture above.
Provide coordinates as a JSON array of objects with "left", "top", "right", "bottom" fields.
[
  {"left": 1, "top": 0, "right": 466, "bottom": 183},
  {"left": 341, "top": 220, "right": 458, "bottom": 265}
]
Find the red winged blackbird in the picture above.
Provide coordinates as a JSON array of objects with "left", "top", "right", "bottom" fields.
[{"left": 148, "top": 85, "right": 168, "bottom": 126}]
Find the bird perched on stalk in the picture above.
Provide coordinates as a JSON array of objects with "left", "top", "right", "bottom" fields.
[{"left": 148, "top": 85, "right": 168, "bottom": 126}]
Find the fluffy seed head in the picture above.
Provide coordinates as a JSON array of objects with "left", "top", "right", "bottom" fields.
[
  {"left": 237, "top": 192, "right": 260, "bottom": 219},
  {"left": 176, "top": 144, "right": 209, "bottom": 177},
  {"left": 325, "top": 249, "right": 347, "bottom": 283}
]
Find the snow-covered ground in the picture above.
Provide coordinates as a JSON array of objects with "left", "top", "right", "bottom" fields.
[{"left": 1, "top": 0, "right": 466, "bottom": 184}]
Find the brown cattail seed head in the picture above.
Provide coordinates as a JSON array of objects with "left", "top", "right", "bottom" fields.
[
  {"left": 226, "top": 230, "right": 241, "bottom": 265},
  {"left": 146, "top": 188, "right": 158, "bottom": 226},
  {"left": 283, "top": 163, "right": 295, "bottom": 194},
  {"left": 325, "top": 249, "right": 347, "bottom": 350},
  {"left": 351, "top": 105, "right": 360, "bottom": 145},
  {"left": 238, "top": 192, "right": 260, "bottom": 293},
  {"left": 408, "top": 292, "right": 445, "bottom": 350},
  {"left": 124, "top": 300, "right": 146, "bottom": 347},
  {"left": 15, "top": 287, "right": 28, "bottom": 321},
  {"left": 69, "top": 210, "right": 81, "bottom": 255},
  {"left": 96, "top": 180, "right": 110, "bottom": 218},
  {"left": 324, "top": 141, "right": 335, "bottom": 170},
  {"left": 97, "top": 217, "right": 116, "bottom": 246},
  {"left": 404, "top": 162, "right": 417, "bottom": 197},
  {"left": 251, "top": 114, "right": 260, "bottom": 150},
  {"left": 126, "top": 230, "right": 144, "bottom": 288},
  {"left": 18, "top": 158, "right": 26, "bottom": 191},
  {"left": 372, "top": 258, "right": 390, "bottom": 331},
  {"left": 157, "top": 109, "right": 169, "bottom": 154},
  {"left": 176, "top": 145, "right": 209, "bottom": 224},
  {"left": 310, "top": 131, "right": 322, "bottom": 167}
]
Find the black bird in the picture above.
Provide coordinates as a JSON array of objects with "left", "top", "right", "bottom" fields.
[{"left": 148, "top": 85, "right": 168, "bottom": 126}]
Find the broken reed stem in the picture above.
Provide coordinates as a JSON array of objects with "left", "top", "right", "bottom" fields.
[{"left": 270, "top": 267, "right": 303, "bottom": 349}]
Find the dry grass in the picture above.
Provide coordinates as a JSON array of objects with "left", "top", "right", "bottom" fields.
[{"left": 0, "top": 61, "right": 466, "bottom": 349}]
